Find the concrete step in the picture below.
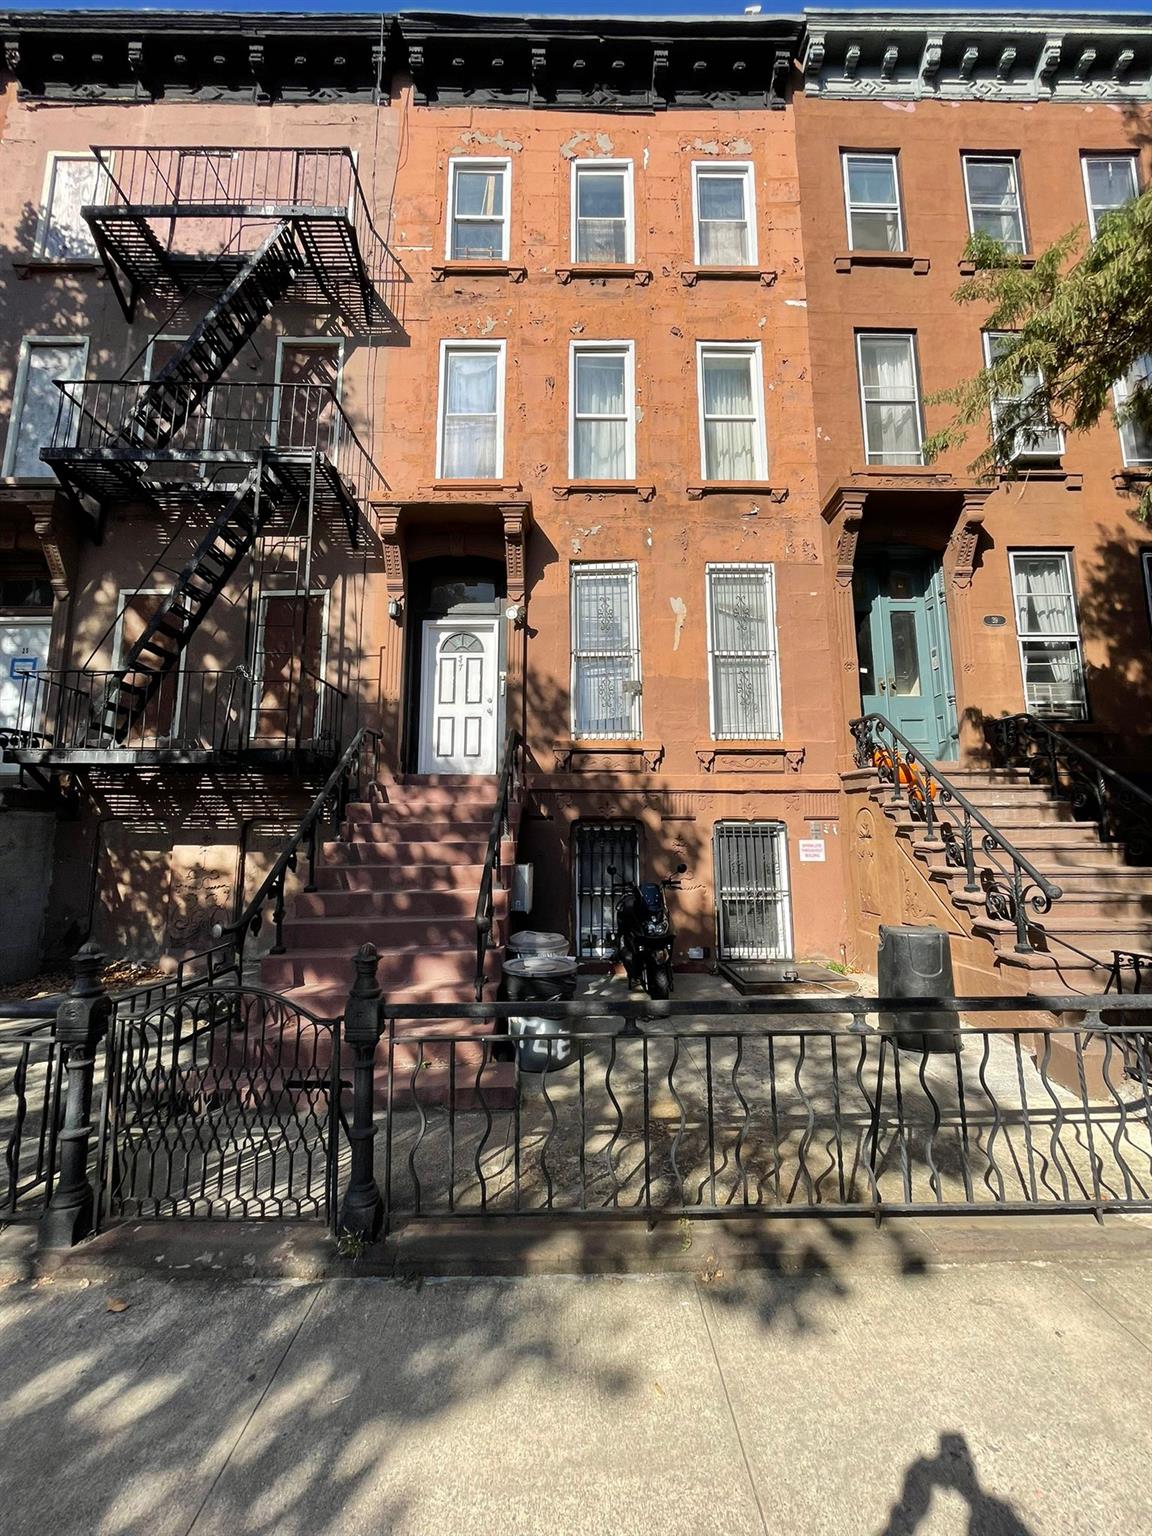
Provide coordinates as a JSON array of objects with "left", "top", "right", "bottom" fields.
[
  {"left": 322, "top": 839, "right": 490, "bottom": 867},
  {"left": 292, "top": 888, "right": 499, "bottom": 920},
  {"left": 282, "top": 914, "right": 481, "bottom": 949},
  {"left": 345, "top": 819, "right": 492, "bottom": 844},
  {"left": 263, "top": 946, "right": 500, "bottom": 992},
  {"left": 314, "top": 863, "right": 487, "bottom": 893}
]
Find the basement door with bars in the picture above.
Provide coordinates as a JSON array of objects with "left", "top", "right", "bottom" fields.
[{"left": 418, "top": 618, "right": 500, "bottom": 775}]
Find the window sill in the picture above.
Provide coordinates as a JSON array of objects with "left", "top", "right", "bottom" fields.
[
  {"left": 1113, "top": 467, "right": 1152, "bottom": 490},
  {"left": 12, "top": 258, "right": 102, "bottom": 277},
  {"left": 834, "top": 252, "right": 930, "bottom": 275},
  {"left": 429, "top": 479, "right": 524, "bottom": 496},
  {"left": 555, "top": 264, "right": 652, "bottom": 285},
  {"left": 958, "top": 255, "right": 1036, "bottom": 276},
  {"left": 680, "top": 266, "right": 777, "bottom": 287},
  {"left": 553, "top": 481, "right": 655, "bottom": 501},
  {"left": 552, "top": 740, "right": 665, "bottom": 773},
  {"left": 997, "top": 465, "right": 1081, "bottom": 489},
  {"left": 685, "top": 482, "right": 788, "bottom": 502},
  {"left": 0, "top": 479, "right": 60, "bottom": 502},
  {"left": 431, "top": 261, "right": 527, "bottom": 283},
  {"left": 696, "top": 742, "right": 805, "bottom": 774}
]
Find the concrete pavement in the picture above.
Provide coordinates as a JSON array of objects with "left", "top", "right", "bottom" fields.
[{"left": 2, "top": 1235, "right": 1151, "bottom": 1535}]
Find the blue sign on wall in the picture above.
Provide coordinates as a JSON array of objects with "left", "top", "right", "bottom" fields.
[{"left": 9, "top": 656, "right": 39, "bottom": 679}]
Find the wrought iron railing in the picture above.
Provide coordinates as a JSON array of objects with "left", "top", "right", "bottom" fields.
[
  {"left": 474, "top": 729, "right": 524, "bottom": 1001},
  {"left": 851, "top": 713, "right": 1063, "bottom": 953},
  {"left": 220, "top": 727, "right": 384, "bottom": 967},
  {"left": 986, "top": 712, "right": 1152, "bottom": 863},
  {"left": 1106, "top": 950, "right": 1152, "bottom": 994}
]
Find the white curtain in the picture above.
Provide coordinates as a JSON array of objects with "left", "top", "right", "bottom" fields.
[
  {"left": 860, "top": 337, "right": 920, "bottom": 462},
  {"left": 697, "top": 176, "right": 749, "bottom": 265},
  {"left": 572, "top": 567, "right": 638, "bottom": 738},
  {"left": 574, "top": 354, "right": 627, "bottom": 477},
  {"left": 702, "top": 355, "right": 756, "bottom": 478},
  {"left": 1013, "top": 556, "right": 1076, "bottom": 635},
  {"left": 13, "top": 344, "right": 85, "bottom": 477},
  {"left": 442, "top": 351, "right": 497, "bottom": 477},
  {"left": 708, "top": 567, "right": 780, "bottom": 738}
]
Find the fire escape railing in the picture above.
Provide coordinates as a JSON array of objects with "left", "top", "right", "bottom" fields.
[{"left": 851, "top": 713, "right": 1064, "bottom": 954}]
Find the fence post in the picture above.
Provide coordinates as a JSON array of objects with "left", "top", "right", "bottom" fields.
[
  {"left": 338, "top": 942, "right": 384, "bottom": 1240},
  {"left": 40, "top": 943, "right": 112, "bottom": 1250}
]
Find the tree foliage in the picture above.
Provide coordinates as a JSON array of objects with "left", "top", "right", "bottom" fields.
[{"left": 925, "top": 186, "right": 1152, "bottom": 517}]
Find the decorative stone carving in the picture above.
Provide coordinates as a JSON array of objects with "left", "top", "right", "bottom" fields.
[
  {"left": 376, "top": 503, "right": 405, "bottom": 602},
  {"left": 500, "top": 503, "right": 527, "bottom": 603},
  {"left": 947, "top": 490, "right": 992, "bottom": 590},
  {"left": 33, "top": 512, "right": 78, "bottom": 603}
]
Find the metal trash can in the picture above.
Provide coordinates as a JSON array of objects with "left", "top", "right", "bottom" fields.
[
  {"left": 506, "top": 930, "right": 569, "bottom": 959},
  {"left": 502, "top": 954, "right": 580, "bottom": 1072},
  {"left": 877, "top": 924, "right": 960, "bottom": 1052}
]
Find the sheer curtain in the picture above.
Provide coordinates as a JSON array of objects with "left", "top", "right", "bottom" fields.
[
  {"left": 1013, "top": 556, "right": 1075, "bottom": 635},
  {"left": 697, "top": 175, "right": 749, "bottom": 265},
  {"left": 702, "top": 354, "right": 757, "bottom": 478},
  {"left": 442, "top": 351, "right": 498, "bottom": 477},
  {"left": 859, "top": 337, "right": 920, "bottom": 463},
  {"left": 574, "top": 353, "right": 627, "bottom": 478},
  {"left": 1013, "top": 555, "right": 1086, "bottom": 716}
]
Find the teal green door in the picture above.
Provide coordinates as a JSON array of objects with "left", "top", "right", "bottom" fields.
[{"left": 854, "top": 550, "right": 957, "bottom": 760}]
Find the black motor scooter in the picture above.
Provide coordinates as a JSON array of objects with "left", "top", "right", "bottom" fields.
[{"left": 607, "top": 863, "right": 687, "bottom": 1000}]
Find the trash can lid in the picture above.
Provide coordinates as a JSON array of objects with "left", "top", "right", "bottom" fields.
[
  {"left": 503, "top": 955, "right": 579, "bottom": 977},
  {"left": 507, "top": 930, "right": 569, "bottom": 953}
]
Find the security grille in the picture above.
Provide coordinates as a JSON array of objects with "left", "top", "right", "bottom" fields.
[
  {"left": 706, "top": 564, "right": 781, "bottom": 739},
  {"left": 570, "top": 563, "right": 642, "bottom": 739},
  {"left": 714, "top": 821, "right": 792, "bottom": 960},
  {"left": 574, "top": 822, "right": 640, "bottom": 958}
]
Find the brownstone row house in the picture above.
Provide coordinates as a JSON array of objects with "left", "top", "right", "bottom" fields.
[{"left": 0, "top": 8, "right": 1150, "bottom": 1005}]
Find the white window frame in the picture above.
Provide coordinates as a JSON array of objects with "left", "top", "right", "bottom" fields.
[
  {"left": 1081, "top": 153, "right": 1139, "bottom": 239},
  {"left": 691, "top": 161, "right": 757, "bottom": 267},
  {"left": 249, "top": 586, "right": 331, "bottom": 739},
  {"left": 1115, "top": 355, "right": 1152, "bottom": 468},
  {"left": 445, "top": 156, "right": 511, "bottom": 262},
  {"left": 841, "top": 151, "right": 905, "bottom": 252},
  {"left": 3, "top": 334, "right": 90, "bottom": 480},
  {"left": 568, "top": 341, "right": 636, "bottom": 481},
  {"left": 855, "top": 331, "right": 924, "bottom": 466},
  {"left": 435, "top": 339, "right": 506, "bottom": 481},
  {"left": 962, "top": 154, "right": 1027, "bottom": 253},
  {"left": 272, "top": 336, "right": 345, "bottom": 459},
  {"left": 695, "top": 342, "right": 769, "bottom": 482},
  {"left": 1009, "top": 550, "right": 1087, "bottom": 721},
  {"left": 706, "top": 563, "right": 782, "bottom": 741},
  {"left": 32, "top": 151, "right": 102, "bottom": 260},
  {"left": 570, "top": 560, "right": 642, "bottom": 741},
  {"left": 570, "top": 159, "right": 635, "bottom": 265},
  {"left": 982, "top": 331, "right": 1064, "bottom": 461}
]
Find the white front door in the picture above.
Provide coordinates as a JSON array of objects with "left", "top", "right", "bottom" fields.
[{"left": 418, "top": 618, "right": 500, "bottom": 774}]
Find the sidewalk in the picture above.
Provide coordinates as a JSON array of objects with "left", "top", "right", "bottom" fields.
[{"left": 2, "top": 1222, "right": 1150, "bottom": 1535}]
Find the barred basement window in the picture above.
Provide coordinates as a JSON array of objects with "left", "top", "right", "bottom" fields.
[
  {"left": 570, "top": 562, "right": 642, "bottom": 739},
  {"left": 706, "top": 564, "right": 781, "bottom": 739},
  {"left": 574, "top": 822, "right": 640, "bottom": 959},
  {"left": 713, "top": 822, "right": 793, "bottom": 962}
]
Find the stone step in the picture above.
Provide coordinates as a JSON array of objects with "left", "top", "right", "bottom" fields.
[
  {"left": 345, "top": 798, "right": 498, "bottom": 824},
  {"left": 282, "top": 914, "right": 483, "bottom": 950},
  {"left": 314, "top": 862, "right": 487, "bottom": 893},
  {"left": 291, "top": 888, "right": 500, "bottom": 920},
  {"left": 395, "top": 772, "right": 498, "bottom": 788},
  {"left": 322, "top": 839, "right": 490, "bottom": 867},
  {"left": 263, "top": 945, "right": 501, "bottom": 992},
  {"left": 927, "top": 861, "right": 1152, "bottom": 895},
  {"left": 893, "top": 816, "right": 1096, "bottom": 847},
  {"left": 935, "top": 766, "right": 1032, "bottom": 782},
  {"left": 280, "top": 977, "right": 501, "bottom": 1016},
  {"left": 953, "top": 889, "right": 1152, "bottom": 924},
  {"left": 345, "top": 819, "right": 492, "bottom": 844}
]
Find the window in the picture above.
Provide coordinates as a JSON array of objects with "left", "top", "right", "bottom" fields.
[
  {"left": 856, "top": 333, "right": 923, "bottom": 465},
  {"left": 962, "top": 156, "right": 1026, "bottom": 253},
  {"left": 33, "top": 153, "right": 101, "bottom": 260},
  {"left": 696, "top": 344, "right": 768, "bottom": 481},
  {"left": 3, "top": 337, "right": 88, "bottom": 479},
  {"left": 1143, "top": 550, "right": 1152, "bottom": 641},
  {"left": 707, "top": 565, "right": 781, "bottom": 740},
  {"left": 572, "top": 161, "right": 633, "bottom": 264},
  {"left": 713, "top": 822, "right": 793, "bottom": 961},
  {"left": 1082, "top": 155, "right": 1138, "bottom": 238},
  {"left": 570, "top": 562, "right": 641, "bottom": 739},
  {"left": 692, "top": 162, "right": 756, "bottom": 265},
  {"left": 569, "top": 343, "right": 635, "bottom": 480},
  {"left": 574, "top": 822, "right": 640, "bottom": 959},
  {"left": 436, "top": 342, "right": 505, "bottom": 479},
  {"left": 842, "top": 153, "right": 904, "bottom": 252},
  {"left": 447, "top": 158, "right": 510, "bottom": 261},
  {"left": 1010, "top": 552, "right": 1087, "bottom": 720},
  {"left": 983, "top": 332, "right": 1063, "bottom": 461},
  {"left": 1115, "top": 355, "right": 1152, "bottom": 467}
]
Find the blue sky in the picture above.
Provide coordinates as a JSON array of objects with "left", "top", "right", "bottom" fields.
[{"left": 9, "top": 2, "right": 1152, "bottom": 15}]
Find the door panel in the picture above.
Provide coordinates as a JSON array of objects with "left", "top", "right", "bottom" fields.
[
  {"left": 854, "top": 552, "right": 956, "bottom": 760},
  {"left": 253, "top": 593, "right": 326, "bottom": 745},
  {"left": 419, "top": 620, "right": 499, "bottom": 774}
]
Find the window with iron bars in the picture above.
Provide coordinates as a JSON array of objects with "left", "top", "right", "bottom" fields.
[
  {"left": 713, "top": 821, "right": 793, "bottom": 961},
  {"left": 574, "top": 822, "right": 640, "bottom": 959}
]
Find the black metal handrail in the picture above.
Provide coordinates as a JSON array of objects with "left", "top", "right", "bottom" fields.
[
  {"left": 219, "top": 727, "right": 383, "bottom": 967},
  {"left": 474, "top": 729, "right": 524, "bottom": 1001},
  {"left": 987, "top": 712, "right": 1152, "bottom": 862},
  {"left": 851, "top": 713, "right": 1063, "bottom": 954}
]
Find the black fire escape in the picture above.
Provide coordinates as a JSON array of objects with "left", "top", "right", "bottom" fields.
[{"left": 6, "top": 146, "right": 399, "bottom": 770}]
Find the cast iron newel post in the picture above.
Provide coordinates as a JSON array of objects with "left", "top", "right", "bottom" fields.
[
  {"left": 40, "top": 943, "right": 112, "bottom": 1250},
  {"left": 338, "top": 942, "right": 385, "bottom": 1241}
]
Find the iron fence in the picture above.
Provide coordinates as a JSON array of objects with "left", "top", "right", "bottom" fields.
[{"left": 1, "top": 1019, "right": 65, "bottom": 1221}]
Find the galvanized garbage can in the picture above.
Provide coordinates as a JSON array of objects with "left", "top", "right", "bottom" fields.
[
  {"left": 502, "top": 954, "right": 580, "bottom": 1072},
  {"left": 506, "top": 931, "right": 569, "bottom": 959},
  {"left": 877, "top": 924, "right": 960, "bottom": 1052}
]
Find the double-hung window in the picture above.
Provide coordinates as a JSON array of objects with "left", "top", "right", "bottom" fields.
[
  {"left": 570, "top": 562, "right": 641, "bottom": 739},
  {"left": 570, "top": 343, "right": 635, "bottom": 480},
  {"left": 447, "top": 158, "right": 510, "bottom": 261},
  {"left": 962, "top": 155, "right": 1026, "bottom": 253},
  {"left": 3, "top": 336, "right": 88, "bottom": 479},
  {"left": 692, "top": 163, "right": 756, "bottom": 266},
  {"left": 696, "top": 344, "right": 767, "bottom": 481},
  {"left": 572, "top": 161, "right": 633, "bottom": 264},
  {"left": 856, "top": 332, "right": 923, "bottom": 465},
  {"left": 1115, "top": 354, "right": 1152, "bottom": 467},
  {"left": 437, "top": 342, "right": 505, "bottom": 479},
  {"left": 842, "top": 153, "right": 904, "bottom": 252},
  {"left": 33, "top": 153, "right": 101, "bottom": 260},
  {"left": 1010, "top": 551, "right": 1088, "bottom": 720},
  {"left": 1082, "top": 155, "right": 1138, "bottom": 238},
  {"left": 983, "top": 331, "right": 1063, "bottom": 461},
  {"left": 707, "top": 564, "right": 781, "bottom": 740}
]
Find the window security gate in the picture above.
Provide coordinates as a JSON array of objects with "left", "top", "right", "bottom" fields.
[
  {"left": 714, "top": 821, "right": 792, "bottom": 961},
  {"left": 99, "top": 986, "right": 342, "bottom": 1225},
  {"left": 574, "top": 822, "right": 640, "bottom": 959}
]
